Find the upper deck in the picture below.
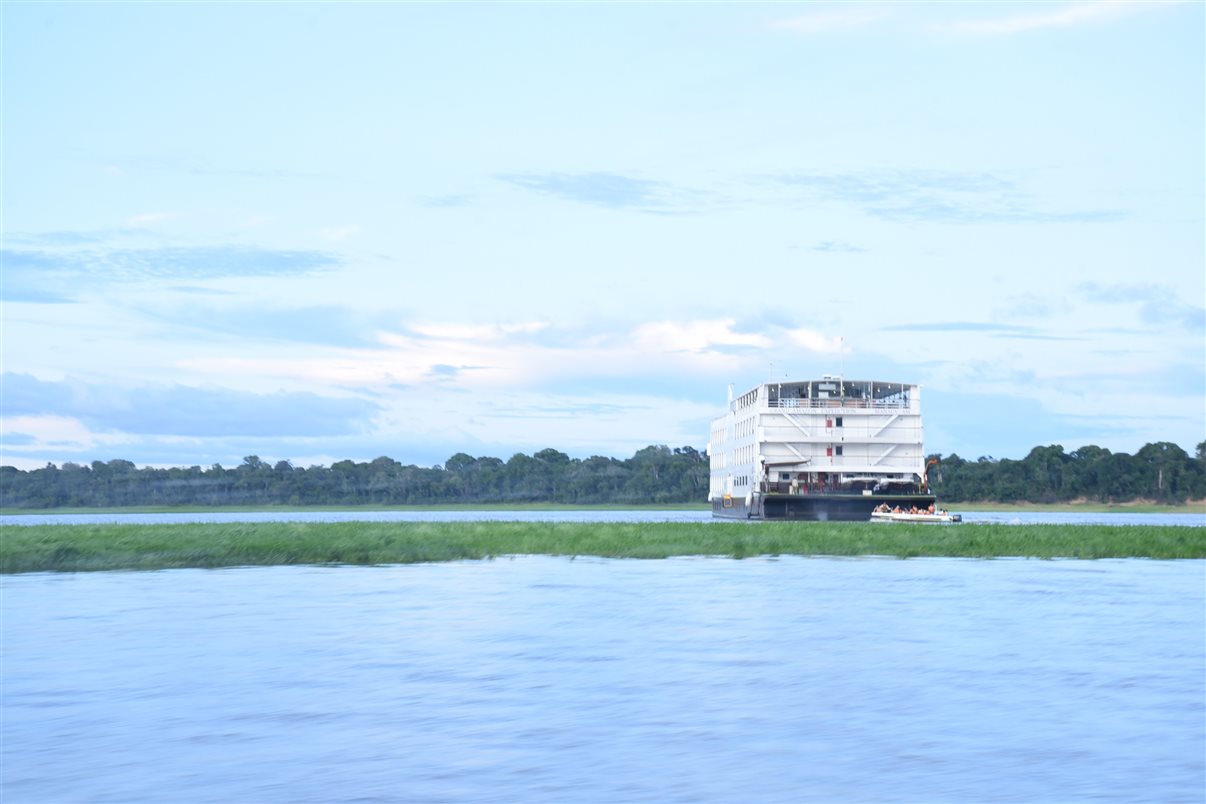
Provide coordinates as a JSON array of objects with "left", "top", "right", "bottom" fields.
[{"left": 730, "top": 378, "right": 917, "bottom": 413}]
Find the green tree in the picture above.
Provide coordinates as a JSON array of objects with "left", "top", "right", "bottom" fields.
[{"left": 1135, "top": 442, "right": 1192, "bottom": 503}]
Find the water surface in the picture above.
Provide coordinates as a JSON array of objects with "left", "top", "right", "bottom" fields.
[
  {"left": 4, "top": 557, "right": 1202, "bottom": 802},
  {"left": 2, "top": 509, "right": 1202, "bottom": 526}
]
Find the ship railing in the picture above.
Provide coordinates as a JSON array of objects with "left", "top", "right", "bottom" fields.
[
  {"left": 758, "top": 481, "right": 928, "bottom": 495},
  {"left": 759, "top": 481, "right": 864, "bottom": 494},
  {"left": 767, "top": 399, "right": 910, "bottom": 410}
]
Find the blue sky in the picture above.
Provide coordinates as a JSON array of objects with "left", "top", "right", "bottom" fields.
[{"left": 3, "top": 1, "right": 1203, "bottom": 471}]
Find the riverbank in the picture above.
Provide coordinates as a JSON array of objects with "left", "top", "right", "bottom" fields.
[
  {"left": 949, "top": 499, "right": 1206, "bottom": 514},
  {"left": 3, "top": 521, "right": 1204, "bottom": 573}
]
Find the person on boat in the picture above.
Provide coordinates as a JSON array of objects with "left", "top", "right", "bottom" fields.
[{"left": 790, "top": 475, "right": 800, "bottom": 495}]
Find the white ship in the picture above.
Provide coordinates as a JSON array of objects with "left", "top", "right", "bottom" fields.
[{"left": 707, "top": 376, "right": 943, "bottom": 520}]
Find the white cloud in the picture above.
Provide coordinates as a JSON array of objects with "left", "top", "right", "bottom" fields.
[
  {"left": 10, "top": 305, "right": 1200, "bottom": 467},
  {"left": 771, "top": 6, "right": 888, "bottom": 34},
  {"left": 402, "top": 322, "right": 549, "bottom": 342},
  {"left": 179, "top": 353, "right": 426, "bottom": 389},
  {"left": 785, "top": 329, "right": 847, "bottom": 354},
  {"left": 2, "top": 415, "right": 96, "bottom": 447},
  {"left": 936, "top": 1, "right": 1187, "bottom": 36},
  {"left": 175, "top": 318, "right": 850, "bottom": 398},
  {"left": 632, "top": 319, "right": 772, "bottom": 353},
  {"left": 0, "top": 415, "right": 132, "bottom": 467}
]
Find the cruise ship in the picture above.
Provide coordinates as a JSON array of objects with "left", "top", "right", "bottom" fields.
[{"left": 708, "top": 377, "right": 938, "bottom": 520}]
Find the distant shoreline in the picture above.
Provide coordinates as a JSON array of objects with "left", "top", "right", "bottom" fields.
[
  {"left": 2, "top": 500, "right": 1204, "bottom": 516},
  {"left": 939, "top": 500, "right": 1206, "bottom": 514},
  {"left": 0, "top": 502, "right": 709, "bottom": 516}
]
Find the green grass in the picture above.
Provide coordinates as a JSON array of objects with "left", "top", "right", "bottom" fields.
[{"left": 3, "top": 521, "right": 1203, "bottom": 573}]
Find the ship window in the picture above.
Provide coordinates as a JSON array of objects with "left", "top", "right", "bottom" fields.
[
  {"left": 835, "top": 417, "right": 843, "bottom": 427},
  {"left": 835, "top": 445, "right": 844, "bottom": 456}
]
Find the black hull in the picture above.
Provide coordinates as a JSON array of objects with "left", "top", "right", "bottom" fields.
[{"left": 712, "top": 493, "right": 937, "bottom": 522}]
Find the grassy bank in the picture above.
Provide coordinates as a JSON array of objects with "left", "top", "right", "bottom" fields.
[{"left": 3, "top": 521, "right": 1204, "bottom": 573}]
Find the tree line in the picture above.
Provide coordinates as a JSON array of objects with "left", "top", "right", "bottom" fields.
[
  {"left": 1, "top": 441, "right": 1203, "bottom": 509},
  {"left": 930, "top": 441, "right": 1206, "bottom": 505},
  {"left": 0, "top": 446, "right": 708, "bottom": 508}
]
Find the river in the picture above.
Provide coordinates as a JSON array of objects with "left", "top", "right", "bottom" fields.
[
  {"left": 3, "top": 556, "right": 1203, "bottom": 802},
  {"left": 1, "top": 509, "right": 1203, "bottom": 526}
]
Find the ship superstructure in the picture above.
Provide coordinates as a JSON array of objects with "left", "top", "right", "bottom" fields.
[{"left": 707, "top": 376, "right": 935, "bottom": 520}]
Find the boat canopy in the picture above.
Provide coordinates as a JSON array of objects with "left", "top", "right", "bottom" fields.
[{"left": 766, "top": 379, "right": 912, "bottom": 404}]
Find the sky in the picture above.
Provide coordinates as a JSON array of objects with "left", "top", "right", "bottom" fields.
[{"left": 2, "top": 0, "right": 1203, "bottom": 472}]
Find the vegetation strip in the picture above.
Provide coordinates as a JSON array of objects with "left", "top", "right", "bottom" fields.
[
  {"left": 3, "top": 522, "right": 1204, "bottom": 573},
  {"left": 4, "top": 440, "right": 1204, "bottom": 509}
]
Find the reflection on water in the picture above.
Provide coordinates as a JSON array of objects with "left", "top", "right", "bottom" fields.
[{"left": 3, "top": 558, "right": 1203, "bottom": 803}]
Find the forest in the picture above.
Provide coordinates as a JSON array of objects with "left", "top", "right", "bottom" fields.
[{"left": 2, "top": 442, "right": 1204, "bottom": 509}]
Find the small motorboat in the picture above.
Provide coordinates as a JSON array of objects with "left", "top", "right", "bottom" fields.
[{"left": 870, "top": 509, "right": 962, "bottom": 524}]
